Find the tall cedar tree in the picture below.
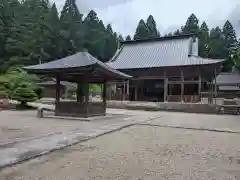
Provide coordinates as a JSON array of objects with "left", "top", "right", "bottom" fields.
[
  {"left": 0, "top": 0, "right": 29, "bottom": 72},
  {"left": 60, "top": 0, "right": 83, "bottom": 57},
  {"left": 22, "top": 0, "right": 52, "bottom": 65},
  {"left": 48, "top": 3, "right": 61, "bottom": 60},
  {"left": 182, "top": 13, "right": 199, "bottom": 35},
  {"left": 199, "top": 21, "right": 210, "bottom": 57},
  {"left": 222, "top": 20, "right": 237, "bottom": 71},
  {"left": 126, "top": 35, "right": 131, "bottom": 41},
  {"left": 134, "top": 19, "right": 149, "bottom": 40},
  {"left": 146, "top": 15, "right": 160, "bottom": 38},
  {"left": 208, "top": 27, "right": 225, "bottom": 59}
]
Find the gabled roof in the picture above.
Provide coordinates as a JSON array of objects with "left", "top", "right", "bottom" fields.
[
  {"left": 215, "top": 72, "right": 240, "bottom": 85},
  {"left": 107, "top": 34, "right": 223, "bottom": 70},
  {"left": 24, "top": 51, "right": 131, "bottom": 80}
]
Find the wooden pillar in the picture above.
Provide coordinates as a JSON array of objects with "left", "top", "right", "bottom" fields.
[
  {"left": 126, "top": 80, "right": 129, "bottom": 100},
  {"left": 77, "top": 83, "right": 83, "bottom": 103},
  {"left": 123, "top": 81, "right": 126, "bottom": 101},
  {"left": 55, "top": 76, "right": 60, "bottom": 104},
  {"left": 198, "top": 75, "right": 202, "bottom": 97},
  {"left": 84, "top": 82, "right": 89, "bottom": 103},
  {"left": 169, "top": 84, "right": 172, "bottom": 96},
  {"left": 210, "top": 81, "right": 214, "bottom": 104},
  {"left": 164, "top": 71, "right": 168, "bottom": 102},
  {"left": 180, "top": 69, "right": 184, "bottom": 102},
  {"left": 103, "top": 81, "right": 107, "bottom": 106},
  {"left": 214, "top": 68, "right": 217, "bottom": 105},
  {"left": 134, "top": 86, "right": 138, "bottom": 101}
]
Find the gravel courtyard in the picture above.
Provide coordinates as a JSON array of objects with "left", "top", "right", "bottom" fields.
[{"left": 1, "top": 124, "right": 240, "bottom": 180}]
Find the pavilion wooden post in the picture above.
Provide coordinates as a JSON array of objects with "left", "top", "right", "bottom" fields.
[
  {"left": 180, "top": 69, "right": 184, "bottom": 102},
  {"left": 164, "top": 71, "right": 168, "bottom": 102},
  {"left": 55, "top": 76, "right": 60, "bottom": 104},
  {"left": 83, "top": 81, "right": 89, "bottom": 117},
  {"left": 103, "top": 81, "right": 107, "bottom": 108},
  {"left": 84, "top": 82, "right": 89, "bottom": 102},
  {"left": 77, "top": 83, "right": 83, "bottom": 103}
]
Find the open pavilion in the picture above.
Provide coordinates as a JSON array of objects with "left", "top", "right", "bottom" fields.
[{"left": 24, "top": 50, "right": 131, "bottom": 118}]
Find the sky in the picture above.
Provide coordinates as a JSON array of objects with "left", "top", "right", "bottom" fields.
[{"left": 53, "top": 0, "right": 240, "bottom": 37}]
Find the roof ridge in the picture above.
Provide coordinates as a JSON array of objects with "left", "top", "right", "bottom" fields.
[
  {"left": 121, "top": 33, "right": 197, "bottom": 45},
  {"left": 108, "top": 46, "right": 124, "bottom": 63}
]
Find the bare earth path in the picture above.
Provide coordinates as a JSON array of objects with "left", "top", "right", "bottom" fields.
[
  {"left": 1, "top": 110, "right": 240, "bottom": 179},
  {"left": 1, "top": 125, "right": 240, "bottom": 180}
]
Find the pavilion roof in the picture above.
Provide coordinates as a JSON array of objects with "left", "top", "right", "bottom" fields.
[
  {"left": 107, "top": 34, "right": 224, "bottom": 70},
  {"left": 214, "top": 72, "right": 240, "bottom": 86},
  {"left": 24, "top": 51, "right": 131, "bottom": 81}
]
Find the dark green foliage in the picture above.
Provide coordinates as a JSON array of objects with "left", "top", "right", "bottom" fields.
[
  {"left": 126, "top": 35, "right": 131, "bottom": 41},
  {"left": 173, "top": 29, "right": 181, "bottom": 36},
  {"left": 134, "top": 19, "right": 150, "bottom": 40},
  {"left": 134, "top": 15, "right": 160, "bottom": 40},
  {"left": 199, "top": 22, "right": 210, "bottom": 57},
  {"left": 222, "top": 20, "right": 237, "bottom": 71},
  {"left": 0, "top": 0, "right": 239, "bottom": 73},
  {"left": 146, "top": 15, "right": 159, "bottom": 38},
  {"left": 0, "top": 67, "right": 39, "bottom": 104},
  {"left": 11, "top": 83, "right": 38, "bottom": 105},
  {"left": 208, "top": 27, "right": 225, "bottom": 59},
  {"left": 60, "top": 0, "right": 83, "bottom": 57},
  {"left": 182, "top": 13, "right": 199, "bottom": 35}
]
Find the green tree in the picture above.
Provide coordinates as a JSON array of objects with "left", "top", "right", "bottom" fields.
[
  {"left": 134, "top": 19, "right": 149, "bottom": 40},
  {"left": 208, "top": 27, "right": 225, "bottom": 59},
  {"left": 0, "top": 67, "right": 39, "bottom": 105},
  {"left": 222, "top": 20, "right": 237, "bottom": 71},
  {"left": 118, "top": 34, "right": 124, "bottom": 42},
  {"left": 126, "top": 35, "right": 131, "bottom": 41},
  {"left": 0, "top": 0, "right": 30, "bottom": 72},
  {"left": 146, "top": 15, "right": 159, "bottom": 38},
  {"left": 173, "top": 29, "right": 181, "bottom": 36},
  {"left": 228, "top": 40, "right": 240, "bottom": 71},
  {"left": 182, "top": 13, "right": 199, "bottom": 35},
  {"left": 199, "top": 21, "right": 210, "bottom": 57},
  {"left": 11, "top": 83, "right": 38, "bottom": 106},
  {"left": 60, "top": 0, "right": 84, "bottom": 57},
  {"left": 48, "top": 3, "right": 61, "bottom": 60}
]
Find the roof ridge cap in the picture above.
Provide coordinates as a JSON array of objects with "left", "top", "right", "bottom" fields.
[{"left": 108, "top": 45, "right": 124, "bottom": 63}]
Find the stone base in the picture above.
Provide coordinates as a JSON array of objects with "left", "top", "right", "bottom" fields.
[{"left": 44, "top": 114, "right": 130, "bottom": 122}]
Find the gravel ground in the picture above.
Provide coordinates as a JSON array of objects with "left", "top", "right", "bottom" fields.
[
  {"left": 1, "top": 125, "right": 240, "bottom": 180},
  {"left": 0, "top": 109, "right": 145, "bottom": 145}
]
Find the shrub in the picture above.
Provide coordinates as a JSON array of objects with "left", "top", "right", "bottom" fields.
[{"left": 11, "top": 83, "right": 38, "bottom": 106}]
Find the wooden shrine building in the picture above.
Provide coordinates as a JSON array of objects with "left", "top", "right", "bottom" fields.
[
  {"left": 24, "top": 50, "right": 131, "bottom": 117},
  {"left": 107, "top": 34, "right": 224, "bottom": 103}
]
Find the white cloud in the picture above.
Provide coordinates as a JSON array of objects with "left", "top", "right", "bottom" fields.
[{"left": 52, "top": 0, "right": 240, "bottom": 36}]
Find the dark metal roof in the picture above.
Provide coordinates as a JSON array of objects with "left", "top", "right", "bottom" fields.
[
  {"left": 215, "top": 72, "right": 240, "bottom": 85},
  {"left": 24, "top": 51, "right": 131, "bottom": 80},
  {"left": 107, "top": 37, "right": 223, "bottom": 70},
  {"left": 121, "top": 33, "right": 197, "bottom": 45}
]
